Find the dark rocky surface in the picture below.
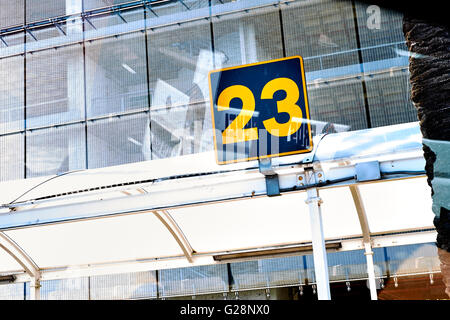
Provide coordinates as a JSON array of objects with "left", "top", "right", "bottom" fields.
[
  {"left": 402, "top": 10, "right": 450, "bottom": 300},
  {"left": 403, "top": 16, "right": 450, "bottom": 252}
]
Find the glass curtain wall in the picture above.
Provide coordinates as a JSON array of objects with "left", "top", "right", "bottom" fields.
[{"left": 0, "top": 0, "right": 417, "bottom": 182}]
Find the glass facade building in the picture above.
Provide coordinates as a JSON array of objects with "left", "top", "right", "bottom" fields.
[
  {"left": 1, "top": 0, "right": 442, "bottom": 300},
  {"left": 0, "top": 0, "right": 417, "bottom": 182}
]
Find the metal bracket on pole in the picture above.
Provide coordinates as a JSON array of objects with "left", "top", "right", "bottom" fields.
[
  {"left": 143, "top": 0, "right": 159, "bottom": 17},
  {"left": 0, "top": 35, "right": 8, "bottom": 47},
  {"left": 304, "top": 167, "right": 331, "bottom": 300},
  {"left": 258, "top": 158, "right": 280, "bottom": 197},
  {"left": 29, "top": 277, "right": 41, "bottom": 300},
  {"left": 52, "top": 20, "right": 67, "bottom": 36}
]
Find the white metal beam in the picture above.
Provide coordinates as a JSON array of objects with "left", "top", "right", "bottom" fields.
[
  {"left": 0, "top": 232, "right": 41, "bottom": 299},
  {"left": 0, "top": 158, "right": 425, "bottom": 231},
  {"left": 153, "top": 210, "right": 195, "bottom": 263},
  {"left": 349, "top": 185, "right": 377, "bottom": 300},
  {"left": 304, "top": 168, "right": 331, "bottom": 300},
  {"left": 0, "top": 232, "right": 40, "bottom": 279},
  {"left": 0, "top": 122, "right": 425, "bottom": 231}
]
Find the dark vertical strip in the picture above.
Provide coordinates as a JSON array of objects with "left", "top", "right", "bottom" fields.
[
  {"left": 278, "top": 2, "right": 287, "bottom": 58},
  {"left": 209, "top": 0, "right": 216, "bottom": 69},
  {"left": 351, "top": 0, "right": 372, "bottom": 128},
  {"left": 155, "top": 269, "right": 160, "bottom": 299},
  {"left": 144, "top": 8, "right": 153, "bottom": 160},
  {"left": 302, "top": 255, "right": 308, "bottom": 285},
  {"left": 82, "top": 0, "right": 89, "bottom": 169},
  {"left": 23, "top": 0, "right": 27, "bottom": 179},
  {"left": 87, "top": 276, "right": 91, "bottom": 300},
  {"left": 383, "top": 247, "right": 390, "bottom": 278},
  {"left": 23, "top": 282, "right": 26, "bottom": 300},
  {"left": 226, "top": 263, "right": 234, "bottom": 292}
]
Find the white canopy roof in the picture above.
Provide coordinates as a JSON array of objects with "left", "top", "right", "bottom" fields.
[{"left": 0, "top": 122, "right": 435, "bottom": 282}]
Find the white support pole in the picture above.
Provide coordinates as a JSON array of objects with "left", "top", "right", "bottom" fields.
[
  {"left": 349, "top": 185, "right": 378, "bottom": 300},
  {"left": 305, "top": 186, "right": 331, "bottom": 300},
  {"left": 364, "top": 242, "right": 378, "bottom": 300},
  {"left": 29, "top": 277, "right": 41, "bottom": 300}
]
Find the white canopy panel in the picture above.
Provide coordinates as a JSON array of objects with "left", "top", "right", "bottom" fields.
[
  {"left": 4, "top": 213, "right": 185, "bottom": 269},
  {"left": 359, "top": 177, "right": 434, "bottom": 233},
  {"left": 170, "top": 187, "right": 364, "bottom": 253},
  {"left": 0, "top": 246, "right": 24, "bottom": 274}
]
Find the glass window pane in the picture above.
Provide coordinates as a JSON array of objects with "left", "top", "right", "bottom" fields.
[
  {"left": 87, "top": 112, "right": 150, "bottom": 169},
  {"left": 90, "top": 271, "right": 158, "bottom": 300},
  {"left": 26, "top": 124, "right": 86, "bottom": 178},
  {"left": 85, "top": 31, "right": 148, "bottom": 118},
  {"left": 281, "top": 0, "right": 367, "bottom": 132},
  {"left": 0, "top": 0, "right": 24, "bottom": 29},
  {"left": 0, "top": 55, "right": 24, "bottom": 134},
  {"left": 40, "top": 278, "right": 89, "bottom": 300},
  {"left": 307, "top": 78, "right": 368, "bottom": 132},
  {"left": 354, "top": 3, "right": 417, "bottom": 128},
  {"left": 355, "top": 3, "right": 406, "bottom": 62},
  {"left": 25, "top": 17, "right": 84, "bottom": 53},
  {"left": 83, "top": 0, "right": 134, "bottom": 11},
  {"left": 26, "top": 0, "right": 84, "bottom": 24},
  {"left": 159, "top": 264, "right": 228, "bottom": 297},
  {"left": 212, "top": 5, "right": 283, "bottom": 68},
  {"left": 0, "top": 32, "right": 24, "bottom": 59},
  {"left": 282, "top": 0, "right": 359, "bottom": 72},
  {"left": 148, "top": 18, "right": 213, "bottom": 158},
  {"left": 365, "top": 70, "right": 417, "bottom": 127},
  {"left": 230, "top": 258, "right": 304, "bottom": 291},
  {"left": 26, "top": 0, "right": 68, "bottom": 24},
  {"left": 146, "top": 0, "right": 209, "bottom": 20},
  {"left": 0, "top": 283, "right": 24, "bottom": 300},
  {"left": 83, "top": 7, "right": 145, "bottom": 41},
  {"left": 382, "top": 243, "right": 441, "bottom": 276},
  {"left": 0, "top": 132, "right": 24, "bottom": 182},
  {"left": 25, "top": 44, "right": 85, "bottom": 129}
]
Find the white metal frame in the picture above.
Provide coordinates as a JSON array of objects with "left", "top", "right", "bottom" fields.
[
  {"left": 349, "top": 185, "right": 378, "bottom": 300},
  {"left": 0, "top": 232, "right": 41, "bottom": 299}
]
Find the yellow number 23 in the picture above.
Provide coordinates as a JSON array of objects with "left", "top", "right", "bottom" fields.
[{"left": 217, "top": 77, "right": 303, "bottom": 144}]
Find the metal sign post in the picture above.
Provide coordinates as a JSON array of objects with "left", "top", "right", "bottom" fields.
[{"left": 305, "top": 169, "right": 331, "bottom": 300}]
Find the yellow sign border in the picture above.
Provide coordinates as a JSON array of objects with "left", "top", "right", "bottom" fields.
[{"left": 208, "top": 55, "right": 313, "bottom": 165}]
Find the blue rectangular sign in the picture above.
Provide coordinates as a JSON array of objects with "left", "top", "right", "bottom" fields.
[{"left": 208, "top": 56, "right": 313, "bottom": 165}]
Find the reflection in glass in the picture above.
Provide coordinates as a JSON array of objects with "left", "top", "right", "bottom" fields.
[
  {"left": 90, "top": 271, "right": 157, "bottom": 300},
  {"left": 40, "top": 278, "right": 89, "bottom": 300},
  {"left": 26, "top": 124, "right": 86, "bottom": 178},
  {"left": 213, "top": 6, "right": 283, "bottom": 67},
  {"left": 25, "top": 44, "right": 85, "bottom": 129},
  {"left": 84, "top": 0, "right": 135, "bottom": 11},
  {"left": 0, "top": 0, "right": 24, "bottom": 29},
  {"left": 26, "top": 0, "right": 67, "bottom": 24},
  {"left": 365, "top": 70, "right": 417, "bottom": 127},
  {"left": 85, "top": 31, "right": 148, "bottom": 118},
  {"left": 0, "top": 132, "right": 24, "bottom": 181},
  {"left": 307, "top": 78, "right": 368, "bottom": 131},
  {"left": 0, "top": 0, "right": 424, "bottom": 178},
  {"left": 87, "top": 112, "right": 150, "bottom": 169},
  {"left": 148, "top": 19, "right": 214, "bottom": 158},
  {"left": 0, "top": 55, "right": 24, "bottom": 134},
  {"left": 0, "top": 283, "right": 25, "bottom": 300},
  {"left": 159, "top": 264, "right": 228, "bottom": 297},
  {"left": 282, "top": 0, "right": 359, "bottom": 72}
]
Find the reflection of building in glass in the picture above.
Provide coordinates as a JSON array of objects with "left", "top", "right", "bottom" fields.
[
  {"left": 0, "top": 0, "right": 418, "bottom": 180},
  {"left": 0, "top": 0, "right": 442, "bottom": 300}
]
